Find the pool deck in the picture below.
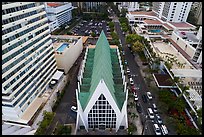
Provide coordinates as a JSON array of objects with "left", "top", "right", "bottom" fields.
[
  {"left": 167, "top": 38, "right": 201, "bottom": 69},
  {"left": 152, "top": 42, "right": 193, "bottom": 69}
]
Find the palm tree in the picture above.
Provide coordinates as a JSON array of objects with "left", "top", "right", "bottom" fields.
[{"left": 130, "top": 113, "right": 137, "bottom": 119}]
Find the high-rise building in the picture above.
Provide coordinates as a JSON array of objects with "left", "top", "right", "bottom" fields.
[
  {"left": 76, "top": 31, "right": 128, "bottom": 132},
  {"left": 191, "top": 2, "right": 202, "bottom": 25},
  {"left": 152, "top": 2, "right": 192, "bottom": 22},
  {"left": 44, "top": 2, "right": 74, "bottom": 32},
  {"left": 75, "top": 2, "right": 105, "bottom": 12},
  {"left": 2, "top": 2, "right": 57, "bottom": 126},
  {"left": 118, "top": 2, "right": 139, "bottom": 12}
]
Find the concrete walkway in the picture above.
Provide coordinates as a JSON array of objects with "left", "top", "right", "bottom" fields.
[{"left": 127, "top": 95, "right": 143, "bottom": 135}]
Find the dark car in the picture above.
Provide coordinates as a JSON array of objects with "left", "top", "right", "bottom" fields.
[
  {"left": 136, "top": 103, "right": 142, "bottom": 113},
  {"left": 142, "top": 94, "right": 148, "bottom": 103},
  {"left": 142, "top": 62, "right": 148, "bottom": 65}
]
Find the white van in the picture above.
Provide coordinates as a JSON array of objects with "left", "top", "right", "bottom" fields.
[
  {"left": 147, "top": 108, "right": 154, "bottom": 119},
  {"left": 160, "top": 124, "right": 168, "bottom": 135},
  {"left": 153, "top": 124, "right": 161, "bottom": 135}
]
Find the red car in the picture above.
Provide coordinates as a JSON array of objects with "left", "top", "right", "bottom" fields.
[{"left": 131, "top": 85, "right": 136, "bottom": 92}]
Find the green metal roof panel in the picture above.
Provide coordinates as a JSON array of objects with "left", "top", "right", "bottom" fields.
[{"left": 79, "top": 30, "right": 126, "bottom": 110}]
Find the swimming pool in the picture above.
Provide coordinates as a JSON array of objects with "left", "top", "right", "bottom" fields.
[
  {"left": 57, "top": 43, "right": 69, "bottom": 52},
  {"left": 149, "top": 29, "right": 161, "bottom": 33}
]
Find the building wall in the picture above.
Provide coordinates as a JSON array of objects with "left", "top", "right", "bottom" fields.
[
  {"left": 76, "top": 80, "right": 128, "bottom": 131},
  {"left": 171, "top": 31, "right": 196, "bottom": 58},
  {"left": 45, "top": 2, "right": 73, "bottom": 28},
  {"left": 192, "top": 2, "right": 202, "bottom": 25},
  {"left": 2, "top": 2, "right": 57, "bottom": 125},
  {"left": 153, "top": 2, "right": 192, "bottom": 22},
  {"left": 49, "top": 20, "right": 59, "bottom": 32},
  {"left": 55, "top": 37, "right": 83, "bottom": 74}
]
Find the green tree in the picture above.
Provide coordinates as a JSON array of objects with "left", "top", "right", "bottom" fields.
[
  {"left": 130, "top": 113, "right": 137, "bottom": 119},
  {"left": 132, "top": 40, "right": 144, "bottom": 53},
  {"left": 173, "top": 98, "right": 186, "bottom": 113},
  {"left": 121, "top": 8, "right": 127, "bottom": 17},
  {"left": 91, "top": 32, "right": 96, "bottom": 37},
  {"left": 197, "top": 108, "right": 202, "bottom": 117},
  {"left": 126, "top": 34, "right": 143, "bottom": 45}
]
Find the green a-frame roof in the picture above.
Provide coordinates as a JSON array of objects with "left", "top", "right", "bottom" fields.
[{"left": 78, "top": 31, "right": 125, "bottom": 110}]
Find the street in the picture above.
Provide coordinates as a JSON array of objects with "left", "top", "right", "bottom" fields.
[{"left": 113, "top": 15, "right": 156, "bottom": 135}]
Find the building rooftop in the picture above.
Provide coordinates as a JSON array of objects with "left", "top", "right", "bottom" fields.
[
  {"left": 129, "top": 11, "right": 157, "bottom": 16},
  {"left": 143, "top": 19, "right": 162, "bottom": 25},
  {"left": 171, "top": 69, "right": 202, "bottom": 78},
  {"left": 79, "top": 31, "right": 125, "bottom": 110},
  {"left": 47, "top": 2, "right": 63, "bottom": 7},
  {"left": 169, "top": 22, "right": 196, "bottom": 29},
  {"left": 162, "top": 23, "right": 173, "bottom": 30},
  {"left": 51, "top": 35, "right": 81, "bottom": 52},
  {"left": 176, "top": 31, "right": 200, "bottom": 43},
  {"left": 153, "top": 73, "right": 176, "bottom": 88}
]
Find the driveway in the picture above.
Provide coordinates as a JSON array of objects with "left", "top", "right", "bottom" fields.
[{"left": 45, "top": 48, "right": 86, "bottom": 135}]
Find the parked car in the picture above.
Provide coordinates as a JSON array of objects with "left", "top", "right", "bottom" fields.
[
  {"left": 129, "top": 77, "right": 134, "bottom": 85},
  {"left": 133, "top": 91, "right": 137, "bottom": 97},
  {"left": 142, "top": 62, "right": 148, "bottom": 65},
  {"left": 134, "top": 94, "right": 139, "bottom": 101},
  {"left": 71, "top": 106, "right": 77, "bottom": 112},
  {"left": 136, "top": 103, "right": 142, "bottom": 113},
  {"left": 147, "top": 108, "right": 154, "bottom": 119},
  {"left": 124, "top": 60, "right": 128, "bottom": 65},
  {"left": 131, "top": 85, "right": 136, "bottom": 92},
  {"left": 160, "top": 124, "right": 168, "bottom": 135},
  {"left": 126, "top": 67, "right": 130, "bottom": 74},
  {"left": 153, "top": 124, "right": 162, "bottom": 135},
  {"left": 156, "top": 114, "right": 163, "bottom": 124},
  {"left": 142, "top": 94, "right": 148, "bottom": 103},
  {"left": 152, "top": 103, "right": 158, "bottom": 113},
  {"left": 147, "top": 91, "right": 153, "bottom": 100}
]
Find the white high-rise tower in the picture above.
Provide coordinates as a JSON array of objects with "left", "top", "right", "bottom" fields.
[
  {"left": 2, "top": 2, "right": 57, "bottom": 126},
  {"left": 152, "top": 2, "right": 192, "bottom": 22}
]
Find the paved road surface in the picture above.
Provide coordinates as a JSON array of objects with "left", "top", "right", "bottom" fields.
[{"left": 113, "top": 16, "right": 155, "bottom": 135}]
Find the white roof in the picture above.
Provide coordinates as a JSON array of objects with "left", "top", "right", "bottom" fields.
[
  {"left": 52, "top": 70, "right": 64, "bottom": 80},
  {"left": 171, "top": 69, "right": 202, "bottom": 78},
  {"left": 186, "top": 89, "right": 202, "bottom": 110}
]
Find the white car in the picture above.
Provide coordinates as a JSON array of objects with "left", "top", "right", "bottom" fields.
[
  {"left": 153, "top": 124, "right": 162, "bottom": 135},
  {"left": 134, "top": 94, "right": 139, "bottom": 101},
  {"left": 126, "top": 67, "right": 130, "bottom": 74},
  {"left": 146, "top": 92, "right": 153, "bottom": 100},
  {"left": 147, "top": 108, "right": 154, "bottom": 119},
  {"left": 152, "top": 103, "right": 158, "bottom": 113},
  {"left": 156, "top": 114, "right": 163, "bottom": 124},
  {"left": 129, "top": 77, "right": 134, "bottom": 85},
  {"left": 71, "top": 106, "right": 77, "bottom": 112},
  {"left": 160, "top": 125, "right": 168, "bottom": 135}
]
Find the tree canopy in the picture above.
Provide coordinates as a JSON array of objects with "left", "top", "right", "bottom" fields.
[{"left": 132, "top": 40, "right": 144, "bottom": 52}]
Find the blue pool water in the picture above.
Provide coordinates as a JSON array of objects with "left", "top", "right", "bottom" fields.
[
  {"left": 57, "top": 43, "right": 69, "bottom": 52},
  {"left": 149, "top": 29, "right": 161, "bottom": 33}
]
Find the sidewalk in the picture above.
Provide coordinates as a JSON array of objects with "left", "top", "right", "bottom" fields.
[{"left": 127, "top": 96, "right": 143, "bottom": 135}]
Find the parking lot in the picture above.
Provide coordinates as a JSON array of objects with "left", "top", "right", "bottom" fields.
[{"left": 71, "top": 20, "right": 110, "bottom": 37}]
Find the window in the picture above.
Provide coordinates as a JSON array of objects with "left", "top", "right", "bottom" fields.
[{"left": 88, "top": 94, "right": 116, "bottom": 129}]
